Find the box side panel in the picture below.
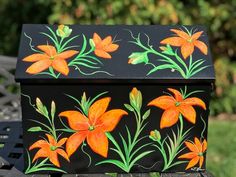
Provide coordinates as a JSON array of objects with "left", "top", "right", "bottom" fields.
[{"left": 20, "top": 83, "right": 211, "bottom": 174}]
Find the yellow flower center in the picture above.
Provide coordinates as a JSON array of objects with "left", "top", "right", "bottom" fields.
[
  {"left": 50, "top": 146, "right": 57, "bottom": 151},
  {"left": 88, "top": 125, "right": 95, "bottom": 131},
  {"left": 198, "top": 152, "right": 203, "bottom": 156},
  {"left": 49, "top": 56, "right": 55, "bottom": 60},
  {"left": 175, "top": 102, "right": 181, "bottom": 106},
  {"left": 188, "top": 38, "right": 193, "bottom": 43}
]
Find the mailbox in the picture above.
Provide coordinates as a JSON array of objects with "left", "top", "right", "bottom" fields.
[{"left": 15, "top": 24, "right": 215, "bottom": 174}]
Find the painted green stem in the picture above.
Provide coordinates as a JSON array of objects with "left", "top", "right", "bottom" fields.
[
  {"left": 153, "top": 114, "right": 188, "bottom": 171},
  {"left": 162, "top": 115, "right": 184, "bottom": 171}
]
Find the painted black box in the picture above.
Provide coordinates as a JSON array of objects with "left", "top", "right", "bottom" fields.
[{"left": 15, "top": 25, "right": 215, "bottom": 174}]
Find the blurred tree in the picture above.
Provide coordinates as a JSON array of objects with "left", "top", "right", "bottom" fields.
[{"left": 0, "top": 0, "right": 235, "bottom": 115}]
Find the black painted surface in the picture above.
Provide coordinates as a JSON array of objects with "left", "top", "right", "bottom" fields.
[
  {"left": 21, "top": 84, "right": 211, "bottom": 174},
  {"left": 15, "top": 25, "right": 215, "bottom": 83}
]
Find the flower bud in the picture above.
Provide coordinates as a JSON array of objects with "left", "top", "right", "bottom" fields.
[
  {"left": 56, "top": 25, "right": 72, "bottom": 38},
  {"left": 129, "top": 87, "right": 142, "bottom": 110},
  {"left": 128, "top": 52, "right": 149, "bottom": 65},
  {"left": 149, "top": 130, "right": 161, "bottom": 141}
]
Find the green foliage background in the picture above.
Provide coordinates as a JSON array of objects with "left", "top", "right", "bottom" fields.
[{"left": 0, "top": 0, "right": 236, "bottom": 115}]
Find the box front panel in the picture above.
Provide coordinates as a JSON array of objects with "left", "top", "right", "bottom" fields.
[{"left": 21, "top": 84, "right": 211, "bottom": 174}]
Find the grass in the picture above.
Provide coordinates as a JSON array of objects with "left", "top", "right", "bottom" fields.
[{"left": 207, "top": 119, "right": 236, "bottom": 177}]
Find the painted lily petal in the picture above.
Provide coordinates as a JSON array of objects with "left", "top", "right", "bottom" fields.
[
  {"left": 49, "top": 151, "right": 60, "bottom": 167},
  {"left": 37, "top": 45, "right": 57, "bottom": 56},
  {"left": 32, "top": 148, "right": 48, "bottom": 162},
  {"left": 160, "top": 37, "right": 185, "bottom": 46},
  {"left": 52, "top": 59, "right": 69, "bottom": 76},
  {"left": 167, "top": 88, "right": 183, "bottom": 102},
  {"left": 100, "top": 36, "right": 112, "bottom": 47},
  {"left": 94, "top": 49, "right": 112, "bottom": 59},
  {"left": 194, "top": 40, "right": 208, "bottom": 55},
  {"left": 23, "top": 54, "right": 49, "bottom": 62},
  {"left": 182, "top": 97, "right": 206, "bottom": 110},
  {"left": 181, "top": 42, "right": 194, "bottom": 59},
  {"left": 93, "top": 33, "right": 102, "bottom": 45},
  {"left": 160, "top": 108, "right": 179, "bottom": 129},
  {"left": 66, "top": 131, "right": 87, "bottom": 157},
  {"left": 194, "top": 137, "right": 202, "bottom": 152},
  {"left": 56, "top": 149, "right": 70, "bottom": 162},
  {"left": 148, "top": 96, "right": 175, "bottom": 110},
  {"left": 186, "top": 156, "right": 200, "bottom": 170},
  {"left": 57, "top": 138, "right": 68, "bottom": 147},
  {"left": 57, "top": 50, "right": 79, "bottom": 60},
  {"left": 202, "top": 139, "right": 207, "bottom": 152},
  {"left": 46, "top": 134, "right": 57, "bottom": 146},
  {"left": 29, "top": 140, "right": 48, "bottom": 150},
  {"left": 199, "top": 156, "right": 204, "bottom": 168},
  {"left": 178, "top": 105, "right": 196, "bottom": 124},
  {"left": 170, "top": 29, "right": 190, "bottom": 40},
  {"left": 87, "top": 128, "right": 108, "bottom": 158},
  {"left": 191, "top": 31, "right": 203, "bottom": 40},
  {"left": 185, "top": 141, "right": 198, "bottom": 153},
  {"left": 99, "top": 109, "right": 128, "bottom": 132},
  {"left": 59, "top": 111, "right": 89, "bottom": 131},
  {"left": 88, "top": 97, "right": 111, "bottom": 124},
  {"left": 26, "top": 59, "right": 52, "bottom": 74},
  {"left": 103, "top": 44, "right": 119, "bottom": 52},
  {"left": 178, "top": 152, "right": 197, "bottom": 159}
]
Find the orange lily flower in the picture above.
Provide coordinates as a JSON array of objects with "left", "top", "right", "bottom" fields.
[
  {"left": 23, "top": 45, "right": 78, "bottom": 75},
  {"left": 179, "top": 137, "right": 207, "bottom": 170},
  {"left": 92, "top": 33, "right": 119, "bottom": 59},
  {"left": 160, "top": 29, "right": 208, "bottom": 59},
  {"left": 148, "top": 88, "right": 206, "bottom": 129},
  {"left": 29, "top": 134, "right": 69, "bottom": 167},
  {"left": 59, "top": 97, "right": 127, "bottom": 158}
]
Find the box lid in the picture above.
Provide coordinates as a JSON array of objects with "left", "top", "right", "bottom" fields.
[{"left": 15, "top": 24, "right": 215, "bottom": 84}]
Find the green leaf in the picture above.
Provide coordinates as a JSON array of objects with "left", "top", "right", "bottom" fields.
[
  {"left": 36, "top": 98, "right": 43, "bottom": 111},
  {"left": 129, "top": 150, "right": 154, "bottom": 167},
  {"left": 105, "top": 132, "right": 127, "bottom": 164},
  {"left": 125, "top": 126, "right": 132, "bottom": 149},
  {"left": 51, "top": 101, "right": 56, "bottom": 119},
  {"left": 46, "top": 26, "right": 59, "bottom": 43},
  {"left": 142, "top": 109, "right": 150, "bottom": 120},
  {"left": 189, "top": 60, "right": 206, "bottom": 73},
  {"left": 119, "top": 133, "right": 129, "bottom": 161},
  {"left": 124, "top": 104, "right": 134, "bottom": 112},
  {"left": 40, "top": 32, "right": 58, "bottom": 48},
  {"left": 168, "top": 160, "right": 188, "bottom": 169},
  {"left": 80, "top": 34, "right": 87, "bottom": 55},
  {"left": 71, "top": 62, "right": 100, "bottom": 69},
  {"left": 96, "top": 160, "right": 127, "bottom": 172},
  {"left": 60, "top": 35, "right": 80, "bottom": 51},
  {"left": 189, "top": 65, "right": 211, "bottom": 77},
  {"left": 42, "top": 106, "right": 49, "bottom": 117},
  {"left": 75, "top": 58, "right": 98, "bottom": 65},
  {"left": 89, "top": 38, "right": 95, "bottom": 49},
  {"left": 147, "top": 64, "right": 173, "bottom": 75},
  {"left": 136, "top": 91, "right": 142, "bottom": 110},
  {"left": 129, "top": 143, "right": 153, "bottom": 162},
  {"left": 26, "top": 167, "right": 67, "bottom": 174},
  {"left": 27, "top": 126, "right": 42, "bottom": 132}
]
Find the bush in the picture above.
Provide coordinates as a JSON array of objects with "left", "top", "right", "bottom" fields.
[{"left": 0, "top": 0, "right": 235, "bottom": 115}]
